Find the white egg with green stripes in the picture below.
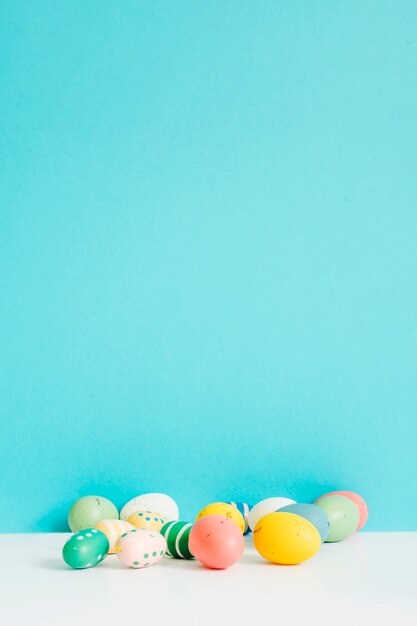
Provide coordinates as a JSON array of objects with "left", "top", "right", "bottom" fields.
[{"left": 160, "top": 521, "right": 194, "bottom": 559}]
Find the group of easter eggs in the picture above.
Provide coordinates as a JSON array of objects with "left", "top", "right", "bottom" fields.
[{"left": 62, "top": 490, "right": 368, "bottom": 570}]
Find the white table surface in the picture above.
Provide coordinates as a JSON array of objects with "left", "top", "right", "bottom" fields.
[{"left": 1, "top": 532, "right": 416, "bottom": 625}]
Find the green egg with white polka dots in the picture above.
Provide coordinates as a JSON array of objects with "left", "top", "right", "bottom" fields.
[{"left": 62, "top": 528, "right": 109, "bottom": 569}]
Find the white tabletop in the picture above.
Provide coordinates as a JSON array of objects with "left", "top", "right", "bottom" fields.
[{"left": 1, "top": 532, "right": 416, "bottom": 625}]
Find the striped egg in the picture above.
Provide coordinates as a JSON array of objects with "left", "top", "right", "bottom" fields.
[
  {"left": 160, "top": 521, "right": 194, "bottom": 559},
  {"left": 228, "top": 502, "right": 252, "bottom": 534},
  {"left": 127, "top": 510, "right": 167, "bottom": 532},
  {"left": 95, "top": 519, "right": 136, "bottom": 554}
]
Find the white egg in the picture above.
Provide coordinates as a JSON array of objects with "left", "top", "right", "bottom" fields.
[
  {"left": 248, "top": 497, "right": 296, "bottom": 531},
  {"left": 120, "top": 493, "right": 179, "bottom": 522}
]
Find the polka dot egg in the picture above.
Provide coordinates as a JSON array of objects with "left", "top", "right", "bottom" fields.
[
  {"left": 127, "top": 510, "right": 167, "bottom": 532},
  {"left": 62, "top": 528, "right": 109, "bottom": 569},
  {"left": 115, "top": 529, "right": 167, "bottom": 569}
]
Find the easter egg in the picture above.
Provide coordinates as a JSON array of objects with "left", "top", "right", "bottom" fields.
[
  {"left": 248, "top": 497, "right": 296, "bottom": 531},
  {"left": 94, "top": 519, "right": 135, "bottom": 554},
  {"left": 227, "top": 502, "right": 252, "bottom": 534},
  {"left": 254, "top": 512, "right": 321, "bottom": 565},
  {"left": 315, "top": 495, "right": 360, "bottom": 542},
  {"left": 120, "top": 493, "right": 179, "bottom": 522},
  {"left": 160, "top": 521, "right": 194, "bottom": 559},
  {"left": 68, "top": 496, "right": 118, "bottom": 532},
  {"left": 318, "top": 491, "right": 368, "bottom": 530},
  {"left": 189, "top": 515, "right": 244, "bottom": 569},
  {"left": 196, "top": 502, "right": 245, "bottom": 533},
  {"left": 115, "top": 529, "right": 167, "bottom": 569},
  {"left": 127, "top": 511, "right": 167, "bottom": 532},
  {"left": 62, "top": 528, "right": 109, "bottom": 569},
  {"left": 278, "top": 503, "right": 330, "bottom": 543}
]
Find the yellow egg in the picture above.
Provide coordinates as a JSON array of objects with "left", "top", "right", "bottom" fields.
[
  {"left": 195, "top": 502, "right": 245, "bottom": 533},
  {"left": 253, "top": 512, "right": 321, "bottom": 565},
  {"left": 127, "top": 510, "right": 167, "bottom": 532},
  {"left": 94, "top": 519, "right": 135, "bottom": 554}
]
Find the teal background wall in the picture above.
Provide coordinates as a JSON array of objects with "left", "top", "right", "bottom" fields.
[{"left": 1, "top": 1, "right": 416, "bottom": 532}]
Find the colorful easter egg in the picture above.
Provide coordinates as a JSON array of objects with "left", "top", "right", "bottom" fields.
[
  {"left": 227, "top": 502, "right": 252, "bottom": 534},
  {"left": 254, "top": 512, "right": 321, "bottom": 565},
  {"left": 196, "top": 502, "right": 245, "bottom": 533},
  {"left": 315, "top": 495, "right": 360, "bottom": 542},
  {"left": 189, "top": 515, "right": 244, "bottom": 569},
  {"left": 120, "top": 493, "right": 178, "bottom": 522},
  {"left": 62, "top": 528, "right": 109, "bottom": 569},
  {"left": 278, "top": 503, "right": 330, "bottom": 542},
  {"left": 127, "top": 511, "right": 167, "bottom": 532},
  {"left": 68, "top": 496, "right": 118, "bottom": 532},
  {"left": 248, "top": 497, "right": 296, "bottom": 531},
  {"left": 94, "top": 519, "right": 135, "bottom": 554},
  {"left": 160, "top": 521, "right": 194, "bottom": 559},
  {"left": 317, "top": 491, "right": 368, "bottom": 530},
  {"left": 115, "top": 529, "right": 167, "bottom": 569}
]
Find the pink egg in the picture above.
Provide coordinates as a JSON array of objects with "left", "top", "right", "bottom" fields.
[
  {"left": 115, "top": 529, "right": 167, "bottom": 568},
  {"left": 188, "top": 514, "right": 244, "bottom": 570},
  {"left": 316, "top": 491, "right": 368, "bottom": 530}
]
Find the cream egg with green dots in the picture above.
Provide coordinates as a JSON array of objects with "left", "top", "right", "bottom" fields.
[
  {"left": 115, "top": 529, "right": 167, "bottom": 569},
  {"left": 127, "top": 510, "right": 167, "bottom": 532}
]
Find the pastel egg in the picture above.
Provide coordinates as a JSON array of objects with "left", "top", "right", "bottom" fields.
[
  {"left": 160, "top": 521, "right": 194, "bottom": 559},
  {"left": 68, "top": 496, "right": 119, "bottom": 532},
  {"left": 115, "top": 529, "right": 167, "bottom": 569},
  {"left": 278, "top": 503, "right": 330, "bottom": 542},
  {"left": 120, "top": 493, "right": 179, "bottom": 522},
  {"left": 94, "top": 519, "right": 135, "bottom": 554},
  {"left": 248, "top": 497, "right": 296, "bottom": 531},
  {"left": 315, "top": 495, "right": 360, "bottom": 542},
  {"left": 189, "top": 515, "right": 244, "bottom": 569},
  {"left": 127, "top": 510, "right": 167, "bottom": 532},
  {"left": 254, "top": 512, "right": 321, "bottom": 565},
  {"left": 317, "top": 491, "right": 368, "bottom": 530},
  {"left": 62, "top": 528, "right": 109, "bottom": 569},
  {"left": 196, "top": 502, "right": 245, "bottom": 533},
  {"left": 227, "top": 502, "right": 252, "bottom": 534}
]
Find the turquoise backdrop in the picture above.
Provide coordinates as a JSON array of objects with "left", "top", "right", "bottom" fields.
[{"left": 1, "top": 1, "right": 416, "bottom": 532}]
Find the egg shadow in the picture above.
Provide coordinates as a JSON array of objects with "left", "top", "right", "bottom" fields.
[
  {"left": 101, "top": 558, "right": 126, "bottom": 571},
  {"left": 157, "top": 557, "right": 200, "bottom": 572},
  {"left": 37, "top": 559, "right": 71, "bottom": 571}
]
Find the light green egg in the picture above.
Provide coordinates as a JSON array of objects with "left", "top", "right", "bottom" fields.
[
  {"left": 315, "top": 495, "right": 360, "bottom": 542},
  {"left": 68, "top": 496, "right": 119, "bottom": 532}
]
